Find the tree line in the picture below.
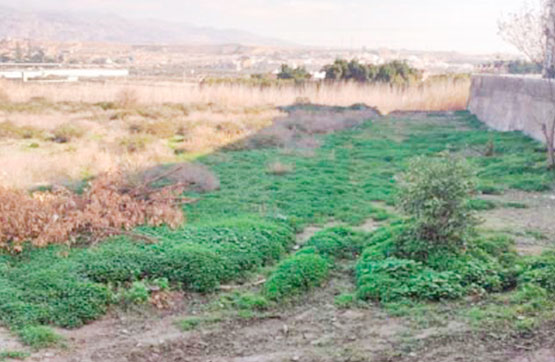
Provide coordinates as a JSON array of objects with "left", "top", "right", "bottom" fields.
[{"left": 277, "top": 59, "right": 422, "bottom": 85}]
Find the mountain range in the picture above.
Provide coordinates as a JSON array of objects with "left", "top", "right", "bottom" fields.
[{"left": 0, "top": 6, "right": 289, "bottom": 46}]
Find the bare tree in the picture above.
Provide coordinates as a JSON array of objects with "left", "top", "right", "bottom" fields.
[
  {"left": 545, "top": 0, "right": 555, "bottom": 77},
  {"left": 498, "top": 0, "right": 548, "bottom": 65},
  {"left": 541, "top": 79, "right": 555, "bottom": 168}
]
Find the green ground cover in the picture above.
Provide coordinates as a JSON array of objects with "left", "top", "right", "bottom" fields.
[{"left": 1, "top": 110, "right": 554, "bottom": 347}]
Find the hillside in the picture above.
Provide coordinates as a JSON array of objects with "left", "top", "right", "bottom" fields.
[{"left": 0, "top": 6, "right": 288, "bottom": 46}]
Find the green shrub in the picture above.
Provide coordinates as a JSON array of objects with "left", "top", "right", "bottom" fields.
[
  {"left": 233, "top": 293, "right": 269, "bottom": 311},
  {"left": 356, "top": 257, "right": 464, "bottom": 302},
  {"left": 265, "top": 253, "right": 329, "bottom": 300},
  {"left": 149, "top": 244, "right": 226, "bottom": 292},
  {"left": 396, "top": 155, "right": 478, "bottom": 259},
  {"left": 122, "top": 281, "right": 150, "bottom": 304},
  {"left": 17, "top": 326, "right": 62, "bottom": 349},
  {"left": 356, "top": 228, "right": 518, "bottom": 302},
  {"left": 519, "top": 251, "right": 555, "bottom": 291},
  {"left": 304, "top": 227, "right": 364, "bottom": 259}
]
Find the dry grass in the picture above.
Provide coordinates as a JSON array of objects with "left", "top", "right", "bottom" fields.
[
  {"left": 0, "top": 78, "right": 470, "bottom": 189},
  {"left": 1, "top": 78, "right": 470, "bottom": 114}
]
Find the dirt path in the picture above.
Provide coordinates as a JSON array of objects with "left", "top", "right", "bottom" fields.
[{"left": 45, "top": 268, "right": 409, "bottom": 362}]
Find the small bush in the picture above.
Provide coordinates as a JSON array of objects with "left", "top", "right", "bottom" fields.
[
  {"left": 304, "top": 227, "right": 364, "bottom": 259},
  {"left": 234, "top": 293, "right": 269, "bottom": 311},
  {"left": 122, "top": 281, "right": 150, "bottom": 304},
  {"left": 17, "top": 326, "right": 62, "bottom": 349},
  {"left": 265, "top": 253, "right": 329, "bottom": 300},
  {"left": 396, "top": 155, "right": 478, "bottom": 259}
]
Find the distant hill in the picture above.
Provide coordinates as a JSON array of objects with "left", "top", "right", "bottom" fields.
[{"left": 0, "top": 6, "right": 290, "bottom": 46}]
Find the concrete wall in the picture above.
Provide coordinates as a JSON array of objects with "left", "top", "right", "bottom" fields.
[{"left": 468, "top": 75, "right": 555, "bottom": 143}]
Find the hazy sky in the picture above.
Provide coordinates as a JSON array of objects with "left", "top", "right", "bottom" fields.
[{"left": 5, "top": 0, "right": 533, "bottom": 54}]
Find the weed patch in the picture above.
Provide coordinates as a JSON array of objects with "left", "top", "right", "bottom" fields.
[{"left": 17, "top": 326, "right": 62, "bottom": 349}]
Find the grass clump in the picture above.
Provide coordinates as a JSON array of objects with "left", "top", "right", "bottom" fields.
[
  {"left": 334, "top": 293, "right": 356, "bottom": 308},
  {"left": 17, "top": 326, "right": 62, "bottom": 349},
  {"left": 50, "top": 123, "right": 85, "bottom": 143},
  {"left": 0, "top": 121, "right": 43, "bottom": 139},
  {"left": 265, "top": 253, "right": 329, "bottom": 301},
  {"left": 0, "top": 350, "right": 29, "bottom": 361},
  {"left": 178, "top": 315, "right": 221, "bottom": 331}
]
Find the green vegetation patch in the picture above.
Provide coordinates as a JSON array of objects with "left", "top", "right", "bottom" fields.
[
  {"left": 17, "top": 326, "right": 62, "bottom": 350},
  {"left": 2, "top": 110, "right": 555, "bottom": 341},
  {"left": 264, "top": 253, "right": 330, "bottom": 300}
]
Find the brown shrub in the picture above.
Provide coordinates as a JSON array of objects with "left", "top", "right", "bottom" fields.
[
  {"left": 133, "top": 163, "right": 220, "bottom": 193},
  {"left": 244, "top": 106, "right": 376, "bottom": 150},
  {"left": 0, "top": 171, "right": 187, "bottom": 252}
]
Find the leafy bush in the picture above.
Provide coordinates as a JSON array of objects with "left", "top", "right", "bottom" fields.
[
  {"left": 303, "top": 227, "right": 364, "bottom": 259},
  {"left": 277, "top": 64, "right": 311, "bottom": 82},
  {"left": 356, "top": 226, "right": 519, "bottom": 303},
  {"left": 122, "top": 281, "right": 150, "bottom": 304},
  {"left": 356, "top": 256, "right": 464, "bottom": 302},
  {"left": 396, "top": 155, "right": 478, "bottom": 259},
  {"left": 265, "top": 253, "right": 329, "bottom": 300},
  {"left": 519, "top": 251, "right": 555, "bottom": 291}
]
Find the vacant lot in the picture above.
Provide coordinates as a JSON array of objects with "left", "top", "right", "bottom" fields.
[{"left": 0, "top": 104, "right": 554, "bottom": 361}]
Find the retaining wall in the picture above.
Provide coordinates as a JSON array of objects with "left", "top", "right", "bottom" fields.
[{"left": 468, "top": 75, "right": 555, "bottom": 142}]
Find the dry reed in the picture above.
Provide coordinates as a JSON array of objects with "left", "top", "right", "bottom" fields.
[{"left": 0, "top": 78, "right": 470, "bottom": 114}]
